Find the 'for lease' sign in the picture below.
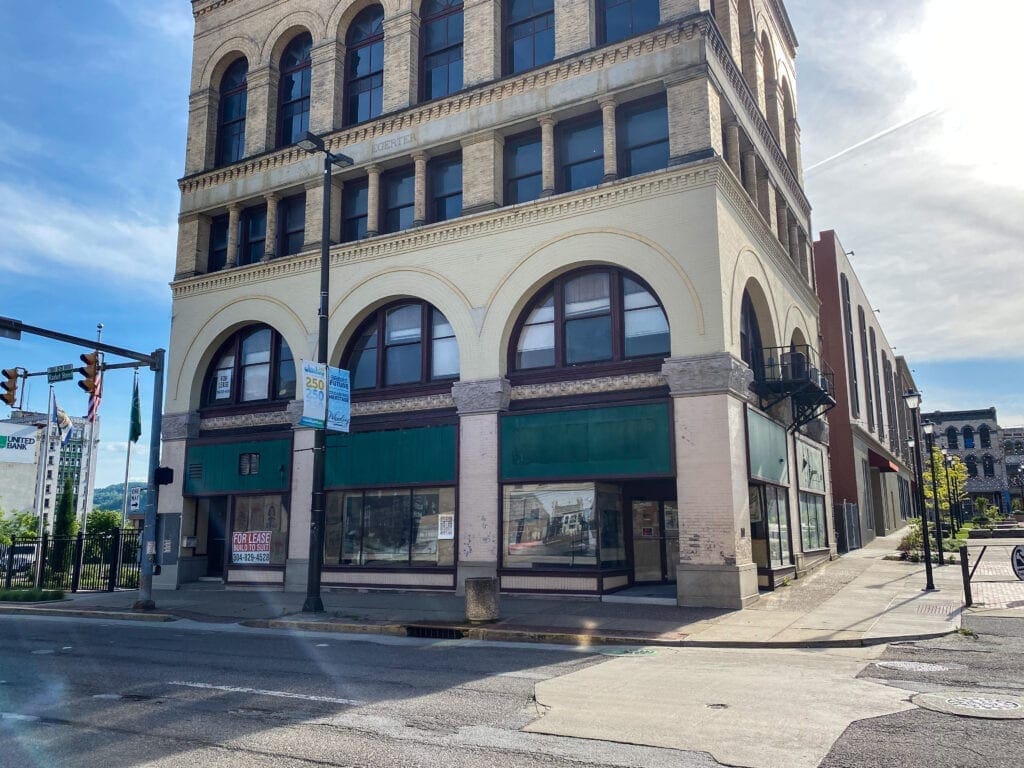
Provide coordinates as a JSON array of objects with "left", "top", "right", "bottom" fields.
[{"left": 231, "top": 530, "right": 272, "bottom": 564}]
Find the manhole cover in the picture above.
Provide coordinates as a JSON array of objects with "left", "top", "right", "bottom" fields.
[
  {"left": 875, "top": 661, "right": 959, "bottom": 673},
  {"left": 912, "top": 691, "right": 1024, "bottom": 719},
  {"left": 600, "top": 648, "right": 657, "bottom": 656}
]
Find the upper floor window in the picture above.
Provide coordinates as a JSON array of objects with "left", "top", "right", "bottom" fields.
[
  {"left": 382, "top": 165, "right": 415, "bottom": 233},
  {"left": 278, "top": 193, "right": 306, "bottom": 256},
  {"left": 343, "top": 177, "right": 369, "bottom": 241},
  {"left": 504, "top": 129, "right": 543, "bottom": 204},
  {"left": 278, "top": 33, "right": 312, "bottom": 147},
  {"left": 238, "top": 204, "right": 267, "bottom": 266},
  {"left": 965, "top": 454, "right": 978, "bottom": 477},
  {"left": 617, "top": 95, "right": 669, "bottom": 177},
  {"left": 840, "top": 274, "right": 859, "bottom": 418},
  {"left": 346, "top": 6, "right": 385, "bottom": 125},
  {"left": 963, "top": 425, "right": 975, "bottom": 449},
  {"left": 512, "top": 267, "right": 669, "bottom": 371},
  {"left": 739, "top": 290, "right": 764, "bottom": 378},
  {"left": 344, "top": 302, "right": 460, "bottom": 391},
  {"left": 983, "top": 454, "right": 995, "bottom": 478},
  {"left": 203, "top": 326, "right": 296, "bottom": 407},
  {"left": 421, "top": 0, "right": 464, "bottom": 100},
  {"left": 216, "top": 58, "right": 248, "bottom": 166},
  {"left": 979, "top": 424, "right": 991, "bottom": 448},
  {"left": 505, "top": 0, "right": 554, "bottom": 76},
  {"left": 858, "top": 306, "right": 874, "bottom": 431},
  {"left": 869, "top": 327, "right": 883, "bottom": 438},
  {"left": 428, "top": 154, "right": 462, "bottom": 222},
  {"left": 946, "top": 426, "right": 959, "bottom": 450},
  {"left": 209, "top": 214, "right": 229, "bottom": 272},
  {"left": 598, "top": 0, "right": 660, "bottom": 45},
  {"left": 558, "top": 114, "right": 604, "bottom": 192}
]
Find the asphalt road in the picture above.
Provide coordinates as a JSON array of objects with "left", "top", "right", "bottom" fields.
[{"left": 0, "top": 615, "right": 717, "bottom": 768}]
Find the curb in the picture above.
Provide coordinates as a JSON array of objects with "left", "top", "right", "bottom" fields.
[{"left": 0, "top": 605, "right": 175, "bottom": 622}]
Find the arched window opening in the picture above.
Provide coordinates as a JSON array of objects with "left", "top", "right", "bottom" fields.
[
  {"left": 598, "top": 0, "right": 660, "bottom": 46},
  {"left": 963, "top": 425, "right": 975, "bottom": 449},
  {"left": 420, "top": 0, "right": 464, "bottom": 101},
  {"left": 979, "top": 424, "right": 991, "bottom": 448},
  {"left": 216, "top": 58, "right": 248, "bottom": 166},
  {"left": 966, "top": 454, "right": 978, "bottom": 478},
  {"left": 983, "top": 454, "right": 995, "bottom": 478},
  {"left": 504, "top": 0, "right": 554, "bottom": 76},
  {"left": 346, "top": 6, "right": 385, "bottom": 125},
  {"left": 203, "top": 326, "right": 296, "bottom": 407},
  {"left": 739, "top": 290, "right": 764, "bottom": 380},
  {"left": 512, "top": 268, "right": 669, "bottom": 373},
  {"left": 277, "top": 33, "right": 313, "bottom": 147},
  {"left": 946, "top": 426, "right": 959, "bottom": 450},
  {"left": 343, "top": 301, "right": 459, "bottom": 392}
]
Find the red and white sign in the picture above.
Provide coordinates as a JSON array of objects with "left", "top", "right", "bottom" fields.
[{"left": 232, "top": 530, "right": 272, "bottom": 564}]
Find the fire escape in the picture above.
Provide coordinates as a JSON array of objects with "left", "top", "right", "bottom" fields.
[{"left": 757, "top": 345, "right": 837, "bottom": 432}]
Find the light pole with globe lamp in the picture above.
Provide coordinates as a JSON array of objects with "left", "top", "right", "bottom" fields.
[
  {"left": 903, "top": 390, "right": 936, "bottom": 590},
  {"left": 922, "top": 421, "right": 946, "bottom": 566}
]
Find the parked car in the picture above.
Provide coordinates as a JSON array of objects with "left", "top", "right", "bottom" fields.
[{"left": 2, "top": 544, "right": 37, "bottom": 573}]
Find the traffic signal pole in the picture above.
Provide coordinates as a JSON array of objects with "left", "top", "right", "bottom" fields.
[{"left": 0, "top": 316, "right": 166, "bottom": 609}]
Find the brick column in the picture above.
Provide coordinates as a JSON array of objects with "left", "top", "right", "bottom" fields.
[
  {"left": 225, "top": 203, "right": 242, "bottom": 268},
  {"left": 185, "top": 88, "right": 216, "bottom": 174},
  {"left": 665, "top": 72, "right": 723, "bottom": 165},
  {"left": 285, "top": 411, "right": 314, "bottom": 593},
  {"left": 263, "top": 192, "right": 280, "bottom": 262},
  {"left": 600, "top": 97, "right": 618, "bottom": 182},
  {"left": 309, "top": 39, "right": 344, "bottom": 135},
  {"left": 366, "top": 164, "right": 381, "bottom": 237},
  {"left": 662, "top": 354, "right": 759, "bottom": 609},
  {"left": 174, "top": 214, "right": 202, "bottom": 279},
  {"left": 303, "top": 178, "right": 323, "bottom": 251},
  {"left": 741, "top": 150, "right": 758, "bottom": 206},
  {"left": 788, "top": 223, "right": 800, "bottom": 266},
  {"left": 787, "top": 117, "right": 803, "bottom": 181},
  {"left": 539, "top": 115, "right": 556, "bottom": 197},
  {"left": 451, "top": 379, "right": 511, "bottom": 594},
  {"left": 462, "top": 0, "right": 501, "bottom": 86},
  {"left": 776, "top": 199, "right": 790, "bottom": 251},
  {"left": 461, "top": 131, "right": 503, "bottom": 212},
  {"left": 244, "top": 65, "right": 276, "bottom": 157},
  {"left": 555, "top": 0, "right": 594, "bottom": 58},
  {"left": 757, "top": 167, "right": 776, "bottom": 230},
  {"left": 724, "top": 122, "right": 741, "bottom": 180},
  {"left": 413, "top": 151, "right": 428, "bottom": 226},
  {"left": 383, "top": 12, "right": 418, "bottom": 113}
]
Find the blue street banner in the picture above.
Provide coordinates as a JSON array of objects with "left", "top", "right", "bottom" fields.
[
  {"left": 327, "top": 366, "right": 351, "bottom": 433},
  {"left": 299, "top": 361, "right": 327, "bottom": 428}
]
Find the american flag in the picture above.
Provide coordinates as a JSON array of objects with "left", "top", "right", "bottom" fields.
[{"left": 86, "top": 369, "right": 103, "bottom": 423}]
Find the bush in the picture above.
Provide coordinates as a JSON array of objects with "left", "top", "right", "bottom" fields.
[{"left": 0, "top": 588, "right": 64, "bottom": 602}]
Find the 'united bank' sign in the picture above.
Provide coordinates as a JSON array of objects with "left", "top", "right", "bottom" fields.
[{"left": 0, "top": 424, "right": 38, "bottom": 464}]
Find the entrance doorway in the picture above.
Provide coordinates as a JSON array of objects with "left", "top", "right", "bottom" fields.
[
  {"left": 205, "top": 498, "right": 228, "bottom": 577},
  {"left": 630, "top": 500, "right": 679, "bottom": 583}
]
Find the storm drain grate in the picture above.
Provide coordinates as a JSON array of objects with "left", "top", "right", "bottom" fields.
[
  {"left": 915, "top": 602, "right": 960, "bottom": 616},
  {"left": 406, "top": 625, "right": 464, "bottom": 640},
  {"left": 912, "top": 691, "right": 1024, "bottom": 719}
]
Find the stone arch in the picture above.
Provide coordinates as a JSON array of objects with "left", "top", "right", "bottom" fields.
[
  {"left": 328, "top": 0, "right": 399, "bottom": 42},
  {"left": 262, "top": 12, "right": 326, "bottom": 66},
  {"left": 740, "top": 275, "right": 777, "bottom": 352},
  {"left": 778, "top": 74, "right": 799, "bottom": 168},
  {"left": 728, "top": 247, "right": 781, "bottom": 353},
  {"left": 759, "top": 28, "right": 780, "bottom": 142},
  {"left": 172, "top": 296, "right": 310, "bottom": 412},
  {"left": 480, "top": 229, "right": 707, "bottom": 378},
  {"left": 328, "top": 266, "right": 477, "bottom": 378},
  {"left": 737, "top": 0, "right": 757, "bottom": 95},
  {"left": 783, "top": 304, "right": 811, "bottom": 349},
  {"left": 200, "top": 38, "right": 260, "bottom": 90}
]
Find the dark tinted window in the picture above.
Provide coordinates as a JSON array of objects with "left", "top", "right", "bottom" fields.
[
  {"left": 346, "top": 7, "right": 385, "bottom": 124},
  {"left": 504, "top": 130, "right": 543, "bottom": 204},
  {"left": 278, "top": 193, "right": 305, "bottom": 256},
  {"left": 599, "top": 0, "right": 660, "bottom": 45},
  {"left": 203, "top": 326, "right": 296, "bottom": 406},
  {"left": 382, "top": 166, "right": 415, "bottom": 233},
  {"left": 208, "top": 215, "right": 229, "bottom": 272},
  {"left": 558, "top": 115, "right": 604, "bottom": 192},
  {"left": 343, "top": 177, "right": 369, "bottom": 241},
  {"left": 617, "top": 95, "right": 669, "bottom": 176},
  {"left": 505, "top": 0, "right": 554, "bottom": 75},
  {"left": 429, "top": 154, "right": 462, "bottom": 222},
  {"left": 278, "top": 33, "right": 312, "bottom": 147},
  {"left": 739, "top": 291, "right": 764, "bottom": 377},
  {"left": 421, "top": 0, "right": 464, "bottom": 100},
  {"left": 216, "top": 58, "right": 248, "bottom": 166},
  {"left": 238, "top": 205, "right": 267, "bottom": 266}
]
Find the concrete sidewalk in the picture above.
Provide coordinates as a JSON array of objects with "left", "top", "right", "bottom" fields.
[{"left": 0, "top": 530, "right": 966, "bottom": 647}]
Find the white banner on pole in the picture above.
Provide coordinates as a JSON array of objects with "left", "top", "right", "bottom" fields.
[
  {"left": 299, "top": 361, "right": 328, "bottom": 428},
  {"left": 326, "top": 367, "right": 351, "bottom": 433}
]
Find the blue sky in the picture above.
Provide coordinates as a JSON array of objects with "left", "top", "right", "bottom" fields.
[{"left": 0, "top": 0, "right": 1021, "bottom": 489}]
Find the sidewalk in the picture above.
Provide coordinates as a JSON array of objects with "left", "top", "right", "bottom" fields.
[{"left": 0, "top": 530, "right": 967, "bottom": 648}]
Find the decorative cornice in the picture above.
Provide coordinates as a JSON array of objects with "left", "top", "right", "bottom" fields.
[
  {"left": 171, "top": 162, "right": 717, "bottom": 298},
  {"left": 201, "top": 409, "right": 293, "bottom": 431},
  {"left": 180, "top": 22, "right": 701, "bottom": 196},
  {"left": 511, "top": 372, "right": 666, "bottom": 401},
  {"left": 352, "top": 393, "right": 455, "bottom": 416},
  {"left": 193, "top": 0, "right": 234, "bottom": 19}
]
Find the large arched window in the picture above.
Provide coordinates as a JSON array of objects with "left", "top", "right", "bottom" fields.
[
  {"left": 983, "top": 454, "right": 995, "bottom": 478},
  {"left": 979, "top": 424, "right": 991, "bottom": 448},
  {"left": 965, "top": 454, "right": 978, "bottom": 478},
  {"left": 739, "top": 290, "right": 764, "bottom": 380},
  {"left": 346, "top": 6, "right": 385, "bottom": 125},
  {"left": 598, "top": 0, "right": 660, "bottom": 45},
  {"left": 216, "top": 58, "right": 248, "bottom": 166},
  {"left": 277, "top": 33, "right": 312, "bottom": 147},
  {"left": 203, "top": 326, "right": 296, "bottom": 407},
  {"left": 420, "top": 0, "right": 463, "bottom": 101},
  {"left": 946, "top": 426, "right": 959, "bottom": 450},
  {"left": 504, "top": 0, "right": 554, "bottom": 76},
  {"left": 343, "top": 302, "right": 459, "bottom": 391},
  {"left": 512, "top": 268, "right": 669, "bottom": 373},
  {"left": 963, "top": 425, "right": 975, "bottom": 449}
]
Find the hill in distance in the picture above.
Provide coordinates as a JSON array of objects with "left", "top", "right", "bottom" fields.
[{"left": 92, "top": 482, "right": 148, "bottom": 512}]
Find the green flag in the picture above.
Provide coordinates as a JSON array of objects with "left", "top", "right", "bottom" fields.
[{"left": 129, "top": 377, "right": 142, "bottom": 444}]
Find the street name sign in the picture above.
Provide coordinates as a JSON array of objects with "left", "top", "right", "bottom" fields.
[{"left": 47, "top": 364, "right": 74, "bottom": 383}]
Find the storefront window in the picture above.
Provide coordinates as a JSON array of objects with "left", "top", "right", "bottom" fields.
[
  {"left": 504, "top": 483, "right": 626, "bottom": 569},
  {"left": 324, "top": 487, "right": 455, "bottom": 568},
  {"left": 750, "top": 484, "right": 791, "bottom": 568},
  {"left": 230, "top": 495, "right": 288, "bottom": 565},
  {"left": 799, "top": 492, "right": 827, "bottom": 551}
]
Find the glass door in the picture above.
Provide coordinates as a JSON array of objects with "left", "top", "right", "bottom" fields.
[
  {"left": 631, "top": 500, "right": 678, "bottom": 583},
  {"left": 205, "top": 497, "right": 228, "bottom": 577}
]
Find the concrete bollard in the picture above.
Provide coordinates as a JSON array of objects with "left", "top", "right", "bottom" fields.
[{"left": 464, "top": 577, "right": 500, "bottom": 623}]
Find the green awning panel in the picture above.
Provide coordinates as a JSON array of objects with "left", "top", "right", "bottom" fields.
[
  {"left": 184, "top": 438, "right": 291, "bottom": 495},
  {"left": 747, "top": 408, "right": 789, "bottom": 484},
  {"left": 326, "top": 424, "right": 457, "bottom": 487},
  {"left": 501, "top": 403, "right": 672, "bottom": 480}
]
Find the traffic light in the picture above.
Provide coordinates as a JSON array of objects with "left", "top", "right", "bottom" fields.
[
  {"left": 77, "top": 352, "right": 100, "bottom": 394},
  {"left": 1, "top": 367, "right": 18, "bottom": 407}
]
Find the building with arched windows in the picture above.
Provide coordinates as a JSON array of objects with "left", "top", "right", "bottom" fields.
[
  {"left": 158, "top": 0, "right": 831, "bottom": 608},
  {"left": 924, "top": 407, "right": 1010, "bottom": 514}
]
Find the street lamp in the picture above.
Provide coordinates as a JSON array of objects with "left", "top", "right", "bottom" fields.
[
  {"left": 941, "top": 449, "right": 957, "bottom": 534},
  {"left": 903, "top": 390, "right": 935, "bottom": 590},
  {"left": 921, "top": 421, "right": 945, "bottom": 566},
  {"left": 297, "top": 131, "right": 353, "bottom": 613}
]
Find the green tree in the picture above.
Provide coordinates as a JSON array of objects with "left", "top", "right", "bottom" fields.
[
  {"left": 53, "top": 475, "right": 78, "bottom": 539},
  {"left": 0, "top": 510, "right": 40, "bottom": 545},
  {"left": 86, "top": 509, "right": 121, "bottom": 536}
]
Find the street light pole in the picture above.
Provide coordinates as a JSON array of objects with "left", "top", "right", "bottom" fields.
[
  {"left": 922, "top": 422, "right": 945, "bottom": 566},
  {"left": 942, "top": 451, "right": 957, "bottom": 534},
  {"left": 903, "top": 390, "right": 935, "bottom": 590},
  {"left": 297, "top": 132, "right": 353, "bottom": 614}
]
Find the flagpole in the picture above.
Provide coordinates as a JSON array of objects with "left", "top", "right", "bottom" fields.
[
  {"left": 34, "top": 386, "right": 55, "bottom": 540},
  {"left": 120, "top": 369, "right": 138, "bottom": 528}
]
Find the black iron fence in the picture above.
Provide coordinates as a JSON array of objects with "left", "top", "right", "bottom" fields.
[
  {"left": 958, "top": 542, "right": 1024, "bottom": 608},
  {"left": 1, "top": 529, "right": 141, "bottom": 593}
]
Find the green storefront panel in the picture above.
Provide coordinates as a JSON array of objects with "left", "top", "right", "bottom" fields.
[
  {"left": 326, "top": 425, "right": 457, "bottom": 487},
  {"left": 747, "top": 408, "right": 789, "bottom": 484},
  {"left": 501, "top": 403, "right": 672, "bottom": 480},
  {"left": 184, "top": 438, "right": 292, "bottom": 495}
]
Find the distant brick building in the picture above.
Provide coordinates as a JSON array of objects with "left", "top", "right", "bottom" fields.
[{"left": 924, "top": 408, "right": 1009, "bottom": 513}]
